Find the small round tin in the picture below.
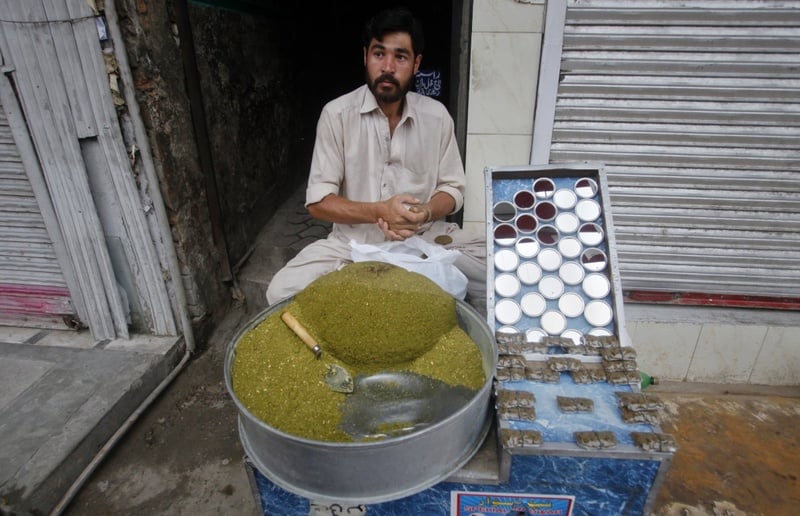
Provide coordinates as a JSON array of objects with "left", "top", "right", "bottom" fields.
[
  {"left": 575, "top": 199, "right": 601, "bottom": 222},
  {"left": 493, "top": 201, "right": 517, "bottom": 222},
  {"left": 578, "top": 223, "right": 604, "bottom": 246},
  {"left": 494, "top": 249, "right": 520, "bottom": 272},
  {"left": 537, "top": 248, "right": 563, "bottom": 272},
  {"left": 558, "top": 237, "right": 583, "bottom": 259},
  {"left": 538, "top": 275, "right": 565, "bottom": 300},
  {"left": 525, "top": 328, "right": 548, "bottom": 343},
  {"left": 541, "top": 310, "right": 567, "bottom": 335},
  {"left": 580, "top": 248, "right": 608, "bottom": 272},
  {"left": 517, "top": 262, "right": 543, "bottom": 285},
  {"left": 561, "top": 329, "right": 584, "bottom": 346},
  {"left": 558, "top": 261, "right": 585, "bottom": 286},
  {"left": 534, "top": 201, "right": 557, "bottom": 222},
  {"left": 515, "top": 237, "right": 540, "bottom": 258},
  {"left": 555, "top": 212, "right": 579, "bottom": 234},
  {"left": 536, "top": 225, "right": 560, "bottom": 246},
  {"left": 520, "top": 292, "right": 547, "bottom": 317},
  {"left": 553, "top": 188, "right": 578, "bottom": 210},
  {"left": 495, "top": 273, "right": 521, "bottom": 298},
  {"left": 495, "top": 299, "right": 522, "bottom": 325},
  {"left": 584, "top": 300, "right": 614, "bottom": 327},
  {"left": 513, "top": 190, "right": 535, "bottom": 210},
  {"left": 582, "top": 273, "right": 611, "bottom": 299},
  {"left": 533, "top": 177, "right": 556, "bottom": 199},
  {"left": 494, "top": 223, "right": 517, "bottom": 246},
  {"left": 497, "top": 325, "right": 521, "bottom": 335},
  {"left": 558, "top": 292, "right": 585, "bottom": 318},
  {"left": 574, "top": 177, "right": 598, "bottom": 199},
  {"left": 515, "top": 213, "right": 538, "bottom": 234}
]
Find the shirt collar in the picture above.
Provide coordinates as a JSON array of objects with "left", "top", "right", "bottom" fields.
[{"left": 360, "top": 85, "right": 417, "bottom": 124}]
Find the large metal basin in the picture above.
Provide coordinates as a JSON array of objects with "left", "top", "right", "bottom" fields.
[{"left": 224, "top": 297, "right": 496, "bottom": 504}]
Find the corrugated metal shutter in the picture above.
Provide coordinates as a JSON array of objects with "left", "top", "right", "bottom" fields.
[
  {"left": 0, "top": 101, "right": 74, "bottom": 326},
  {"left": 534, "top": 0, "right": 800, "bottom": 298}
]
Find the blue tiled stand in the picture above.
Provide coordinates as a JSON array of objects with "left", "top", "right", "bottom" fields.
[
  {"left": 246, "top": 164, "right": 673, "bottom": 515},
  {"left": 246, "top": 380, "right": 672, "bottom": 515}
]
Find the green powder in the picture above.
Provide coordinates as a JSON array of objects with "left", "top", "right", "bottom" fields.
[
  {"left": 231, "top": 313, "right": 351, "bottom": 441},
  {"left": 231, "top": 262, "right": 486, "bottom": 442},
  {"left": 293, "top": 261, "right": 457, "bottom": 367},
  {"left": 403, "top": 325, "right": 486, "bottom": 391}
]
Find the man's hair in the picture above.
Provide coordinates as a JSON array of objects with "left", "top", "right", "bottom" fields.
[{"left": 362, "top": 7, "right": 425, "bottom": 56}]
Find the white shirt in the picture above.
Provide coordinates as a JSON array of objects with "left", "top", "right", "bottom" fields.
[{"left": 306, "top": 84, "right": 465, "bottom": 244}]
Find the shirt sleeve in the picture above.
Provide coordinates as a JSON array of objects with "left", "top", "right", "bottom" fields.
[
  {"left": 306, "top": 105, "right": 345, "bottom": 207},
  {"left": 434, "top": 111, "right": 465, "bottom": 214}
]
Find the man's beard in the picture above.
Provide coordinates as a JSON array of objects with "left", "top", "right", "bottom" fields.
[{"left": 367, "top": 72, "right": 412, "bottom": 104}]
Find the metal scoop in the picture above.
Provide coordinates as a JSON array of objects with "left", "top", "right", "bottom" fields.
[
  {"left": 280, "top": 311, "right": 354, "bottom": 393},
  {"left": 338, "top": 371, "right": 476, "bottom": 440}
]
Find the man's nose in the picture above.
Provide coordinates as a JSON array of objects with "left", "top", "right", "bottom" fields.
[{"left": 381, "top": 55, "right": 396, "bottom": 73}]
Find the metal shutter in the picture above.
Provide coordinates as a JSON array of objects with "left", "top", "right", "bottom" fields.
[
  {"left": 533, "top": 0, "right": 800, "bottom": 298},
  {"left": 0, "top": 101, "right": 74, "bottom": 326}
]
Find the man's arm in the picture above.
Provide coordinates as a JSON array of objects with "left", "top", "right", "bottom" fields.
[
  {"left": 308, "top": 192, "right": 428, "bottom": 229},
  {"left": 420, "top": 191, "right": 456, "bottom": 222}
]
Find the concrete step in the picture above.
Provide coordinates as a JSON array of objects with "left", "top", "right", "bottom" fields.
[
  {"left": 0, "top": 332, "right": 183, "bottom": 515},
  {"left": 237, "top": 246, "right": 297, "bottom": 315}
]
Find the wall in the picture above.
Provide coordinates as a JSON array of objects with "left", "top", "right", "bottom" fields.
[
  {"left": 188, "top": 6, "right": 305, "bottom": 262},
  {"left": 464, "top": 0, "right": 545, "bottom": 235},
  {"left": 627, "top": 305, "right": 799, "bottom": 386},
  {"left": 113, "top": 0, "right": 304, "bottom": 342}
]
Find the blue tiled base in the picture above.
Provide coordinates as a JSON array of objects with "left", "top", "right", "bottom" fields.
[{"left": 250, "top": 453, "right": 660, "bottom": 515}]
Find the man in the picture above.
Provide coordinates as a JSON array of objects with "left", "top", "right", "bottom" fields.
[{"left": 266, "top": 7, "right": 485, "bottom": 305}]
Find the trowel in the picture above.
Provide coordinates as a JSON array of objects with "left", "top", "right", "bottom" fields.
[{"left": 280, "top": 311, "right": 354, "bottom": 393}]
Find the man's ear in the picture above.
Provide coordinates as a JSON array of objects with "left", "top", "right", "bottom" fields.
[{"left": 413, "top": 53, "right": 422, "bottom": 75}]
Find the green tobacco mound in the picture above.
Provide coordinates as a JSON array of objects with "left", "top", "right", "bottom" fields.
[{"left": 293, "top": 261, "right": 457, "bottom": 367}]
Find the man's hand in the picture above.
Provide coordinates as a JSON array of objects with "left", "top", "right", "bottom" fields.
[
  {"left": 377, "top": 194, "right": 428, "bottom": 241},
  {"left": 307, "top": 191, "right": 451, "bottom": 242}
]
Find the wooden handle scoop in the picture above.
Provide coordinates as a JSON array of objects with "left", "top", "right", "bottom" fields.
[{"left": 280, "top": 311, "right": 322, "bottom": 359}]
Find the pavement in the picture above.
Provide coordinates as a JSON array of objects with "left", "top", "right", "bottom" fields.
[
  {"left": 0, "top": 328, "right": 183, "bottom": 515},
  {"left": 2, "top": 186, "right": 799, "bottom": 516}
]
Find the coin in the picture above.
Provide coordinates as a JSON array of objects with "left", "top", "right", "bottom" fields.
[{"left": 434, "top": 235, "right": 453, "bottom": 245}]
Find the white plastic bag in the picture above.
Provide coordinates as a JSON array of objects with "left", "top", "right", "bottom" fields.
[{"left": 349, "top": 237, "right": 468, "bottom": 299}]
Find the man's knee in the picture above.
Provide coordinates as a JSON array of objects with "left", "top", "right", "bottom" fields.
[
  {"left": 266, "top": 266, "right": 300, "bottom": 305},
  {"left": 266, "top": 274, "right": 285, "bottom": 305}
]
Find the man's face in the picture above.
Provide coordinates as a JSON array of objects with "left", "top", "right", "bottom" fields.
[{"left": 364, "top": 31, "right": 422, "bottom": 105}]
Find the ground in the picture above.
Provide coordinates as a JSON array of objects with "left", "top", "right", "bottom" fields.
[
  {"left": 653, "top": 388, "right": 800, "bottom": 515},
  {"left": 63, "top": 300, "right": 800, "bottom": 516},
  {"left": 63, "top": 305, "right": 258, "bottom": 516}
]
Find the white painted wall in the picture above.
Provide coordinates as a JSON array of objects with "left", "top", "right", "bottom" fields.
[
  {"left": 463, "top": 0, "right": 545, "bottom": 236},
  {"left": 627, "top": 305, "right": 799, "bottom": 386}
]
